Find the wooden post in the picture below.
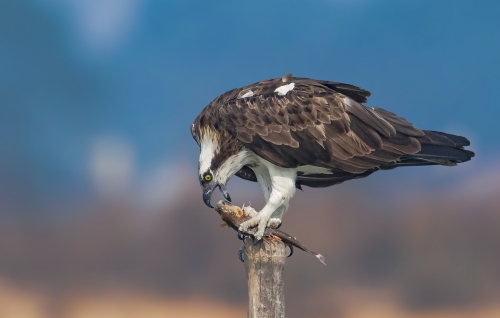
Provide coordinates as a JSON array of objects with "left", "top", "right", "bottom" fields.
[{"left": 243, "top": 237, "right": 286, "bottom": 318}]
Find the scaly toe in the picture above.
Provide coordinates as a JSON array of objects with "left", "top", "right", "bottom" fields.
[
  {"left": 238, "top": 220, "right": 251, "bottom": 232},
  {"left": 267, "top": 218, "right": 282, "bottom": 229},
  {"left": 253, "top": 220, "right": 268, "bottom": 241},
  {"left": 243, "top": 206, "right": 258, "bottom": 217},
  {"left": 239, "top": 214, "right": 263, "bottom": 233},
  {"left": 254, "top": 231, "right": 264, "bottom": 241}
]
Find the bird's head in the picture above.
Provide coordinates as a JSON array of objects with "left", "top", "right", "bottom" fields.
[
  {"left": 196, "top": 127, "right": 241, "bottom": 208},
  {"left": 199, "top": 168, "right": 231, "bottom": 209}
]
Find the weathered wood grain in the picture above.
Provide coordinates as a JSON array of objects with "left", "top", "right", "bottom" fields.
[{"left": 244, "top": 237, "right": 286, "bottom": 318}]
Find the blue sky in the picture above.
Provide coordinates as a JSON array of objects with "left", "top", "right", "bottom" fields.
[{"left": 1, "top": 0, "right": 499, "bottom": 209}]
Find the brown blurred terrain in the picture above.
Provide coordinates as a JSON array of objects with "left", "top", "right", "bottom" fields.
[
  {"left": 0, "top": 163, "right": 499, "bottom": 317},
  {"left": 2, "top": 1, "right": 500, "bottom": 317}
]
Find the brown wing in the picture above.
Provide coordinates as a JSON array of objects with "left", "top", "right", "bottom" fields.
[{"left": 217, "top": 77, "right": 425, "bottom": 174}]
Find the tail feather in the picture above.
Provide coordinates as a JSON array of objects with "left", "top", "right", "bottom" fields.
[
  {"left": 384, "top": 131, "right": 474, "bottom": 169},
  {"left": 417, "top": 130, "right": 471, "bottom": 148},
  {"left": 425, "top": 130, "right": 471, "bottom": 147},
  {"left": 297, "top": 130, "right": 474, "bottom": 188},
  {"left": 409, "top": 144, "right": 473, "bottom": 163}
]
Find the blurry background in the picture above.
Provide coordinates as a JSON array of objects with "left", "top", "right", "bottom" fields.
[{"left": 1, "top": 0, "right": 499, "bottom": 317}]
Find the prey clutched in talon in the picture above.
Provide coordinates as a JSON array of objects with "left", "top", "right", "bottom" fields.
[
  {"left": 238, "top": 215, "right": 268, "bottom": 241},
  {"left": 215, "top": 200, "right": 326, "bottom": 265},
  {"left": 238, "top": 217, "right": 282, "bottom": 241}
]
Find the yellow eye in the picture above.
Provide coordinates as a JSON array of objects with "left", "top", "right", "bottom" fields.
[{"left": 204, "top": 174, "right": 212, "bottom": 181}]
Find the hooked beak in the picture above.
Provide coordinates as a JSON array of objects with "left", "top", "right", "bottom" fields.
[
  {"left": 203, "top": 189, "right": 214, "bottom": 208},
  {"left": 203, "top": 184, "right": 231, "bottom": 209}
]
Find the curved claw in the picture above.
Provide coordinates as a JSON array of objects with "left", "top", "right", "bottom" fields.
[
  {"left": 251, "top": 236, "right": 258, "bottom": 245},
  {"left": 238, "top": 248, "right": 244, "bottom": 263},
  {"left": 221, "top": 185, "right": 231, "bottom": 202},
  {"left": 286, "top": 245, "right": 294, "bottom": 258},
  {"left": 237, "top": 230, "right": 246, "bottom": 241}
]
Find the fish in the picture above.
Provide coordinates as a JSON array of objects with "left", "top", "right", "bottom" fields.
[{"left": 215, "top": 200, "right": 326, "bottom": 265}]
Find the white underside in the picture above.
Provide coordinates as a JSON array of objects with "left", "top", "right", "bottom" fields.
[
  {"left": 249, "top": 156, "right": 296, "bottom": 220},
  {"left": 215, "top": 149, "right": 335, "bottom": 220},
  {"left": 202, "top": 145, "right": 334, "bottom": 239},
  {"left": 226, "top": 149, "right": 334, "bottom": 222}
]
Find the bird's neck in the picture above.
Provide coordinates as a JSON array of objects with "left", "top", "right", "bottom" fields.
[{"left": 215, "top": 149, "right": 256, "bottom": 184}]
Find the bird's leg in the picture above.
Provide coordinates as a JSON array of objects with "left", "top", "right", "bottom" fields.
[
  {"left": 239, "top": 203, "right": 279, "bottom": 240},
  {"left": 239, "top": 183, "right": 294, "bottom": 240},
  {"left": 239, "top": 165, "right": 296, "bottom": 240},
  {"left": 244, "top": 204, "right": 283, "bottom": 229},
  {"left": 267, "top": 202, "right": 288, "bottom": 229}
]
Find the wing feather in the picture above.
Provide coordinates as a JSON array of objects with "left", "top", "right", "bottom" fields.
[
  {"left": 193, "top": 75, "right": 472, "bottom": 188},
  {"left": 215, "top": 76, "right": 428, "bottom": 174}
]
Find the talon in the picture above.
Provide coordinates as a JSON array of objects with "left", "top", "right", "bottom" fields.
[
  {"left": 287, "top": 245, "right": 294, "bottom": 258},
  {"left": 251, "top": 236, "right": 258, "bottom": 245},
  {"left": 237, "top": 230, "right": 246, "bottom": 241},
  {"left": 238, "top": 247, "right": 244, "bottom": 263}
]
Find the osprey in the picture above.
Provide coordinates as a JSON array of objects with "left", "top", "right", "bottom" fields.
[{"left": 191, "top": 73, "right": 474, "bottom": 240}]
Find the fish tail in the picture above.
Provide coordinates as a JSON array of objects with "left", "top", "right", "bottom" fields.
[{"left": 314, "top": 253, "right": 326, "bottom": 266}]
